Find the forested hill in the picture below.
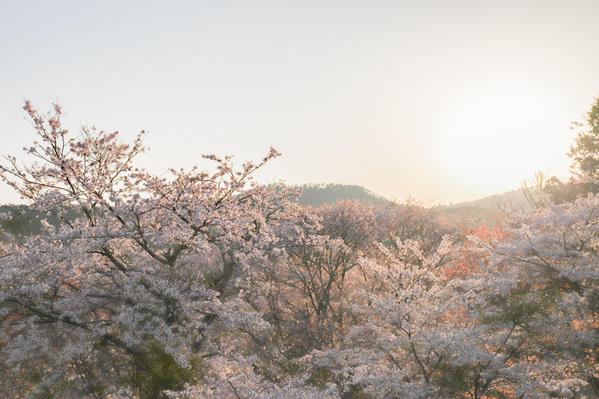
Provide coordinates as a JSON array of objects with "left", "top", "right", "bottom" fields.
[
  {"left": 0, "top": 205, "right": 66, "bottom": 239},
  {"left": 0, "top": 185, "right": 389, "bottom": 237},
  {"left": 0, "top": 205, "right": 45, "bottom": 238},
  {"left": 296, "top": 184, "right": 391, "bottom": 206}
]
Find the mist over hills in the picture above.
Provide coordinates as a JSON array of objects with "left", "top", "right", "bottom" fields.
[
  {"left": 294, "top": 184, "right": 538, "bottom": 228},
  {"left": 296, "top": 183, "right": 534, "bottom": 211},
  {"left": 442, "top": 188, "right": 536, "bottom": 212}
]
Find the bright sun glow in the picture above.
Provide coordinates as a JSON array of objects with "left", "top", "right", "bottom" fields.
[{"left": 436, "top": 90, "right": 570, "bottom": 199}]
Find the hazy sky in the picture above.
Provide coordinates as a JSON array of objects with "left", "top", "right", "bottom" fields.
[{"left": 1, "top": 1, "right": 599, "bottom": 204}]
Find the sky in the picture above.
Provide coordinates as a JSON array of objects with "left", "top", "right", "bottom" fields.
[{"left": 1, "top": 0, "right": 599, "bottom": 204}]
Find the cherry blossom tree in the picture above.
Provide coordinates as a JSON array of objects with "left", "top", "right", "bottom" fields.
[
  {"left": 468, "top": 194, "right": 599, "bottom": 397},
  {"left": 0, "top": 101, "right": 296, "bottom": 397}
]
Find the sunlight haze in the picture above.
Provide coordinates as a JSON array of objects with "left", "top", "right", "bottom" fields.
[{"left": 1, "top": 0, "right": 598, "bottom": 204}]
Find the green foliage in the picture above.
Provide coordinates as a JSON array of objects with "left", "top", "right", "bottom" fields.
[
  {"left": 542, "top": 97, "right": 599, "bottom": 203},
  {"left": 341, "top": 385, "right": 373, "bottom": 399},
  {"left": 433, "top": 364, "right": 471, "bottom": 396},
  {"left": 0, "top": 205, "right": 69, "bottom": 240},
  {"left": 542, "top": 176, "right": 591, "bottom": 204},
  {"left": 0, "top": 205, "right": 42, "bottom": 238},
  {"left": 481, "top": 283, "right": 555, "bottom": 335},
  {"left": 307, "top": 367, "right": 333, "bottom": 389},
  {"left": 130, "top": 343, "right": 200, "bottom": 399},
  {"left": 569, "top": 97, "right": 599, "bottom": 182}
]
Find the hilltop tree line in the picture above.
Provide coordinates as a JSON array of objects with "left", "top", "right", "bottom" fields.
[
  {"left": 543, "top": 99, "right": 599, "bottom": 203},
  {"left": 0, "top": 100, "right": 597, "bottom": 398}
]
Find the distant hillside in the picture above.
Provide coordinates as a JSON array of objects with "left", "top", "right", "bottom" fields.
[
  {"left": 445, "top": 188, "right": 538, "bottom": 212},
  {"left": 0, "top": 186, "right": 539, "bottom": 238},
  {"left": 0, "top": 205, "right": 76, "bottom": 240},
  {"left": 296, "top": 184, "right": 391, "bottom": 207},
  {"left": 0, "top": 185, "right": 388, "bottom": 238},
  {"left": 434, "top": 188, "right": 541, "bottom": 228},
  {"left": 0, "top": 205, "right": 47, "bottom": 239}
]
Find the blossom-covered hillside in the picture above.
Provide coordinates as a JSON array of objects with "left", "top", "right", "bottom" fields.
[{"left": 0, "top": 102, "right": 597, "bottom": 398}]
